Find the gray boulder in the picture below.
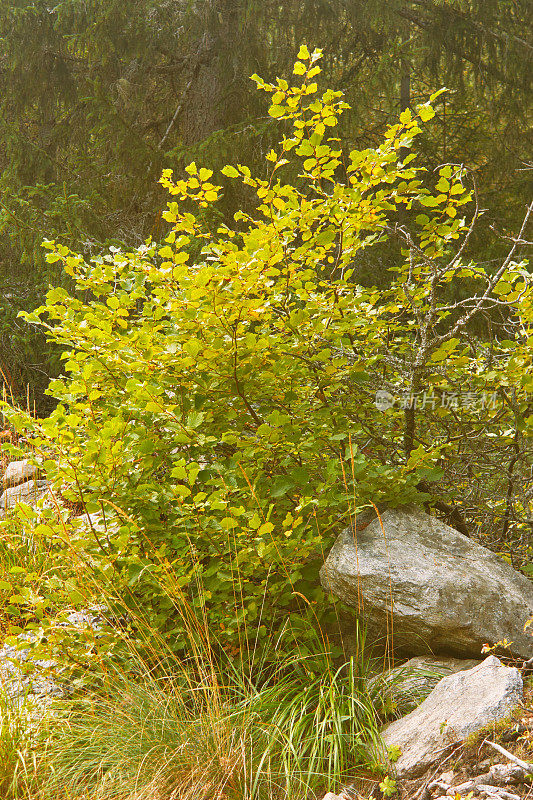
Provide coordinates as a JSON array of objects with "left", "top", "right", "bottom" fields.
[
  {"left": 3, "top": 459, "right": 37, "bottom": 488},
  {"left": 0, "top": 479, "right": 50, "bottom": 516},
  {"left": 320, "top": 505, "right": 533, "bottom": 659},
  {"left": 381, "top": 656, "right": 523, "bottom": 778},
  {"left": 0, "top": 606, "right": 106, "bottom": 711}
]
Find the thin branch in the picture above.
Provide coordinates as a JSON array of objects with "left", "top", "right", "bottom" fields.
[
  {"left": 434, "top": 201, "right": 533, "bottom": 345},
  {"left": 483, "top": 740, "right": 533, "bottom": 774},
  {"left": 447, "top": 169, "right": 480, "bottom": 270},
  {"left": 232, "top": 325, "right": 263, "bottom": 426},
  {"left": 405, "top": 0, "right": 533, "bottom": 54}
]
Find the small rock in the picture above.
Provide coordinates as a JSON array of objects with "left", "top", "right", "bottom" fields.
[
  {"left": 476, "top": 785, "right": 520, "bottom": 800},
  {"left": 446, "top": 780, "right": 475, "bottom": 795},
  {"left": 429, "top": 781, "right": 451, "bottom": 794},
  {"left": 3, "top": 459, "right": 37, "bottom": 487},
  {"left": 0, "top": 479, "right": 50, "bottom": 515},
  {"left": 0, "top": 632, "right": 63, "bottom": 708},
  {"left": 380, "top": 657, "right": 480, "bottom": 713},
  {"left": 381, "top": 656, "right": 523, "bottom": 778},
  {"left": 473, "top": 761, "right": 493, "bottom": 776},
  {"left": 0, "top": 606, "right": 108, "bottom": 711},
  {"left": 489, "top": 764, "right": 526, "bottom": 785},
  {"left": 439, "top": 771, "right": 456, "bottom": 784},
  {"left": 56, "top": 607, "right": 103, "bottom": 630}
]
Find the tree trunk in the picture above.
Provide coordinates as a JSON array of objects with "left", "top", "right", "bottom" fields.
[
  {"left": 181, "top": 0, "right": 242, "bottom": 148},
  {"left": 400, "top": 20, "right": 411, "bottom": 111},
  {"left": 400, "top": 56, "right": 411, "bottom": 111}
]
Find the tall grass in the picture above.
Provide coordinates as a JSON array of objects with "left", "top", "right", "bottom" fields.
[
  {"left": 0, "top": 504, "right": 390, "bottom": 799},
  {"left": 35, "top": 623, "right": 384, "bottom": 800},
  {"left": 0, "top": 438, "right": 402, "bottom": 799},
  {"left": 0, "top": 691, "right": 43, "bottom": 799}
]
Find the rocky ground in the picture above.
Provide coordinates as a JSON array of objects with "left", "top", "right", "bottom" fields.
[{"left": 323, "top": 684, "right": 533, "bottom": 800}]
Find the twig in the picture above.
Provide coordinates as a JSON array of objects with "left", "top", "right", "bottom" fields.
[
  {"left": 483, "top": 739, "right": 533, "bottom": 773},
  {"left": 158, "top": 61, "right": 202, "bottom": 150}
]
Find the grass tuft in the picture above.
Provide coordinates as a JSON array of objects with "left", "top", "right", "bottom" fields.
[{"left": 31, "top": 623, "right": 385, "bottom": 800}]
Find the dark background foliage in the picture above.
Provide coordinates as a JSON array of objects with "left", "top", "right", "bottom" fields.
[{"left": 0, "top": 0, "right": 531, "bottom": 409}]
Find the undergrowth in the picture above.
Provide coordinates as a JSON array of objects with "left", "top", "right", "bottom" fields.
[{"left": 36, "top": 633, "right": 381, "bottom": 800}]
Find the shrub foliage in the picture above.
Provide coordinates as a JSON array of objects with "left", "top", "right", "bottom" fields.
[{"left": 2, "top": 47, "right": 531, "bottom": 656}]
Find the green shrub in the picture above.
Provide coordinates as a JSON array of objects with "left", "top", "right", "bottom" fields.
[
  {"left": 2, "top": 45, "right": 531, "bottom": 660},
  {"left": 1, "top": 47, "right": 427, "bottom": 655}
]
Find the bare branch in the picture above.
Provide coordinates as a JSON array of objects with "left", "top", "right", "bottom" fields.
[
  {"left": 447, "top": 169, "right": 480, "bottom": 271},
  {"left": 483, "top": 740, "right": 533, "bottom": 774},
  {"left": 433, "top": 201, "right": 533, "bottom": 345}
]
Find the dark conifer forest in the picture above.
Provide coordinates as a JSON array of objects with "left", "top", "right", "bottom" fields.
[{"left": 1, "top": 0, "right": 530, "bottom": 404}]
